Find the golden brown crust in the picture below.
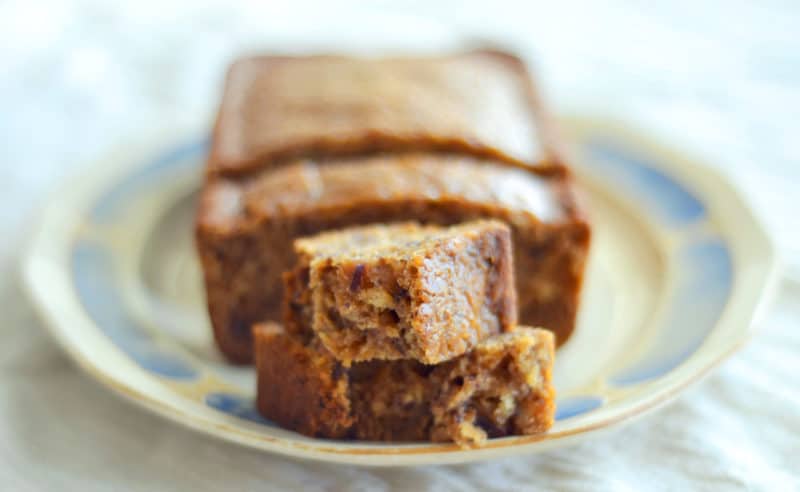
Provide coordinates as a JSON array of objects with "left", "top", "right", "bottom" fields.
[
  {"left": 253, "top": 322, "right": 352, "bottom": 437},
  {"left": 282, "top": 267, "right": 315, "bottom": 343},
  {"left": 197, "top": 155, "right": 589, "bottom": 363},
  {"left": 287, "top": 220, "right": 517, "bottom": 365},
  {"left": 196, "top": 51, "right": 590, "bottom": 364},
  {"left": 253, "top": 324, "right": 555, "bottom": 446},
  {"left": 242, "top": 154, "right": 566, "bottom": 222},
  {"left": 205, "top": 50, "right": 567, "bottom": 179}
]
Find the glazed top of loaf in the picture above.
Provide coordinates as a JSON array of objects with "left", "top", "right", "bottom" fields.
[
  {"left": 198, "top": 153, "right": 579, "bottom": 232},
  {"left": 292, "top": 219, "right": 509, "bottom": 263},
  {"left": 207, "top": 50, "right": 564, "bottom": 177}
]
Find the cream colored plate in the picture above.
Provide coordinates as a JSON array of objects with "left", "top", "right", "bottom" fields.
[{"left": 21, "top": 117, "right": 779, "bottom": 466}]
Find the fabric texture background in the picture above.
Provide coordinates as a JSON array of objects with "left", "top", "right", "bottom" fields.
[{"left": 2, "top": 1, "right": 798, "bottom": 490}]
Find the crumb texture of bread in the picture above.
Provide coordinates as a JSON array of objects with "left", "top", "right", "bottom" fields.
[
  {"left": 253, "top": 324, "right": 555, "bottom": 447},
  {"left": 348, "top": 360, "right": 436, "bottom": 441},
  {"left": 197, "top": 154, "right": 590, "bottom": 363},
  {"left": 290, "top": 220, "right": 516, "bottom": 365},
  {"left": 429, "top": 328, "right": 556, "bottom": 447}
]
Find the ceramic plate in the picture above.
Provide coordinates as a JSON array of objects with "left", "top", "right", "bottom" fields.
[{"left": 21, "top": 117, "right": 779, "bottom": 466}]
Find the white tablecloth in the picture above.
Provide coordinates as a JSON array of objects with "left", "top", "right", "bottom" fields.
[{"left": 2, "top": 1, "right": 798, "bottom": 490}]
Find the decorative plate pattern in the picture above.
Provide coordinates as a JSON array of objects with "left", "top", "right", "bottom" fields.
[{"left": 21, "top": 117, "right": 779, "bottom": 466}]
